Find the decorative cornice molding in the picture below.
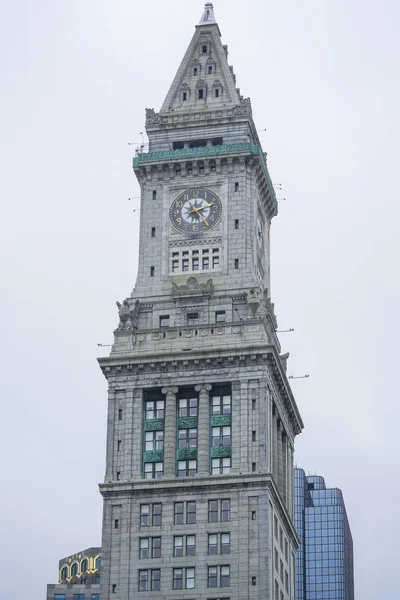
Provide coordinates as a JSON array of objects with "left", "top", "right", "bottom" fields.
[{"left": 171, "top": 276, "right": 214, "bottom": 297}]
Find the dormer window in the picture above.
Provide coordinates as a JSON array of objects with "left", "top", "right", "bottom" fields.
[
  {"left": 193, "top": 67, "right": 198, "bottom": 76},
  {"left": 212, "top": 80, "right": 223, "bottom": 100},
  {"left": 202, "top": 44, "right": 208, "bottom": 54},
  {"left": 183, "top": 92, "right": 187, "bottom": 101},
  {"left": 215, "top": 88, "right": 219, "bottom": 98},
  {"left": 198, "top": 89, "right": 204, "bottom": 99},
  {"left": 208, "top": 65, "right": 213, "bottom": 75}
]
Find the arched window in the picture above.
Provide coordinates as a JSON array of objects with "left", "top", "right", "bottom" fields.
[
  {"left": 95, "top": 556, "right": 102, "bottom": 569},
  {"left": 81, "top": 559, "right": 88, "bottom": 573},
  {"left": 71, "top": 562, "right": 78, "bottom": 576},
  {"left": 191, "top": 60, "right": 201, "bottom": 77},
  {"left": 196, "top": 80, "right": 207, "bottom": 101},
  {"left": 212, "top": 79, "right": 223, "bottom": 100},
  {"left": 180, "top": 84, "right": 190, "bottom": 104},
  {"left": 60, "top": 566, "right": 68, "bottom": 580},
  {"left": 206, "top": 58, "right": 216, "bottom": 75}
]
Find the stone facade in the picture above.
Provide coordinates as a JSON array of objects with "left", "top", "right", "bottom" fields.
[{"left": 98, "top": 4, "right": 303, "bottom": 600}]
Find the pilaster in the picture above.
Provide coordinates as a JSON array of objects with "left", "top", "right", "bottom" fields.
[
  {"left": 195, "top": 383, "right": 212, "bottom": 476},
  {"left": 162, "top": 386, "right": 178, "bottom": 477}
]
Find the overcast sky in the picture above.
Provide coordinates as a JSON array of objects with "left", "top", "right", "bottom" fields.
[{"left": 1, "top": 1, "right": 399, "bottom": 598}]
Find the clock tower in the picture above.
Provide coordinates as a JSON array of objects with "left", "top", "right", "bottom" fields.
[{"left": 98, "top": 4, "right": 303, "bottom": 600}]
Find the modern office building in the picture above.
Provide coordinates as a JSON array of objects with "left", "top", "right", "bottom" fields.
[
  {"left": 96, "top": 3, "right": 304, "bottom": 600},
  {"left": 294, "top": 469, "right": 354, "bottom": 600},
  {"left": 46, "top": 548, "right": 101, "bottom": 600}
]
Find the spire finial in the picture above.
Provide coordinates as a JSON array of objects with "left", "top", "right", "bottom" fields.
[{"left": 198, "top": 2, "right": 217, "bottom": 26}]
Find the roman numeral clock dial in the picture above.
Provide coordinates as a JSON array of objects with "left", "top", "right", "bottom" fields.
[{"left": 169, "top": 188, "right": 222, "bottom": 234}]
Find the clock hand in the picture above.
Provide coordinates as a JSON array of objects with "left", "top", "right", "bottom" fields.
[
  {"left": 188, "top": 201, "right": 214, "bottom": 214},
  {"left": 189, "top": 203, "right": 210, "bottom": 227}
]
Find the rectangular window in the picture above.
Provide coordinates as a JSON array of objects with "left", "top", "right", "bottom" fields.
[
  {"left": 140, "top": 504, "right": 150, "bottom": 527},
  {"left": 252, "top": 431, "right": 256, "bottom": 442},
  {"left": 208, "top": 65, "right": 213, "bottom": 74},
  {"left": 73, "top": 596, "right": 85, "bottom": 600},
  {"left": 251, "top": 510, "right": 256, "bottom": 520},
  {"left": 182, "top": 258, "right": 189, "bottom": 271},
  {"left": 186, "top": 534, "right": 196, "bottom": 555},
  {"left": 139, "top": 570, "right": 148, "bottom": 592},
  {"left": 208, "top": 499, "right": 218, "bottom": 522},
  {"left": 150, "top": 266, "right": 155, "bottom": 277},
  {"left": 198, "top": 89, "right": 204, "bottom": 99},
  {"left": 114, "top": 519, "right": 119, "bottom": 529},
  {"left": 92, "top": 596, "right": 100, "bottom": 600},
  {"left": 187, "top": 312, "right": 199, "bottom": 324},
  {"left": 221, "top": 499, "right": 230, "bottom": 521},
  {"left": 221, "top": 566, "right": 230, "bottom": 587},
  {"left": 145, "top": 400, "right": 165, "bottom": 420},
  {"left": 178, "top": 459, "right": 197, "bottom": 477},
  {"left": 145, "top": 430, "right": 164, "bottom": 451},
  {"left": 234, "top": 219, "right": 239, "bottom": 229},
  {"left": 173, "top": 568, "right": 183, "bottom": 590},
  {"left": 183, "top": 91, "right": 187, "bottom": 101},
  {"left": 152, "top": 503, "right": 162, "bottom": 526},
  {"left": 117, "top": 440, "right": 121, "bottom": 451},
  {"left": 252, "top": 398, "right": 256, "bottom": 410},
  {"left": 172, "top": 259, "right": 179, "bottom": 272},
  {"left": 202, "top": 256, "right": 209, "bottom": 269},
  {"left": 193, "top": 67, "right": 198, "bottom": 76},
  {"left": 212, "top": 394, "right": 231, "bottom": 415},
  {"left": 235, "top": 182, "right": 239, "bottom": 192},
  {"left": 139, "top": 538, "right": 149, "bottom": 559},
  {"left": 208, "top": 499, "right": 230, "bottom": 521},
  {"left": 234, "top": 258, "right": 239, "bottom": 269},
  {"left": 152, "top": 190, "right": 157, "bottom": 200},
  {"left": 208, "top": 533, "right": 218, "bottom": 555},
  {"left": 178, "top": 397, "right": 198, "bottom": 417},
  {"left": 215, "top": 310, "right": 226, "bottom": 322},
  {"left": 186, "top": 567, "right": 195, "bottom": 589},
  {"left": 280, "top": 559, "right": 283, "bottom": 582},
  {"left": 178, "top": 428, "right": 197, "bottom": 449},
  {"left": 174, "top": 502, "right": 184, "bottom": 524},
  {"left": 252, "top": 576, "right": 257, "bottom": 586},
  {"left": 116, "top": 471, "right": 120, "bottom": 480},
  {"left": 55, "top": 596, "right": 66, "bottom": 600},
  {"left": 208, "top": 566, "right": 218, "bottom": 588},
  {"left": 151, "top": 227, "right": 156, "bottom": 237},
  {"left": 207, "top": 566, "right": 230, "bottom": 588},
  {"left": 118, "top": 408, "right": 123, "bottom": 420},
  {"left": 221, "top": 533, "right": 230, "bottom": 554},
  {"left": 151, "top": 569, "right": 161, "bottom": 591},
  {"left": 187, "top": 501, "right": 196, "bottom": 524},
  {"left": 159, "top": 315, "right": 170, "bottom": 327},
  {"left": 152, "top": 537, "right": 161, "bottom": 558},
  {"left": 212, "top": 425, "right": 231, "bottom": 446},
  {"left": 252, "top": 462, "right": 256, "bottom": 472},
  {"left": 212, "top": 457, "right": 231, "bottom": 475},
  {"left": 192, "top": 257, "right": 199, "bottom": 270},
  {"left": 212, "top": 255, "right": 219, "bottom": 268},
  {"left": 202, "top": 44, "right": 208, "bottom": 53},
  {"left": 215, "top": 88, "right": 219, "bottom": 98},
  {"left": 174, "top": 536, "right": 183, "bottom": 557},
  {"left": 144, "top": 461, "right": 163, "bottom": 479}
]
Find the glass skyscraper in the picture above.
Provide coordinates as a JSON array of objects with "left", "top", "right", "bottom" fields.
[{"left": 294, "top": 468, "right": 354, "bottom": 600}]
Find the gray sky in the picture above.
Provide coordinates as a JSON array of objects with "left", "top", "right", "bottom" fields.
[{"left": 1, "top": 1, "right": 399, "bottom": 598}]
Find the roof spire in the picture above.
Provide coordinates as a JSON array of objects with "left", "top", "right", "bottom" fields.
[{"left": 198, "top": 2, "right": 217, "bottom": 26}]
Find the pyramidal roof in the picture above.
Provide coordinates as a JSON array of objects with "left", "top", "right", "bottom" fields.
[{"left": 160, "top": 3, "right": 243, "bottom": 113}]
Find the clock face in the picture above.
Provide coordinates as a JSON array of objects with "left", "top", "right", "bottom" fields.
[
  {"left": 257, "top": 217, "right": 263, "bottom": 248},
  {"left": 170, "top": 188, "right": 222, "bottom": 234}
]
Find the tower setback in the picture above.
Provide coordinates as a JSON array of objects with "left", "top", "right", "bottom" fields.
[{"left": 98, "top": 5, "right": 304, "bottom": 599}]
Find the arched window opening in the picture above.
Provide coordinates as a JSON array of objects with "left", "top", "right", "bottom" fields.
[
  {"left": 71, "top": 563, "right": 78, "bottom": 576},
  {"left": 95, "top": 556, "right": 102, "bottom": 570},
  {"left": 60, "top": 566, "right": 68, "bottom": 580},
  {"left": 81, "top": 559, "right": 88, "bottom": 573}
]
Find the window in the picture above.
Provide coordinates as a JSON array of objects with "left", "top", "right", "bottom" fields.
[
  {"left": 95, "top": 557, "right": 101, "bottom": 569},
  {"left": 175, "top": 501, "right": 196, "bottom": 524},
  {"left": 152, "top": 190, "right": 157, "bottom": 200},
  {"left": 208, "top": 499, "right": 230, "bottom": 522},
  {"left": 172, "top": 259, "right": 179, "bottom": 272},
  {"left": 145, "top": 400, "right": 164, "bottom": 420},
  {"left": 202, "top": 44, "right": 208, "bottom": 54},
  {"left": 150, "top": 266, "right": 155, "bottom": 277},
  {"left": 173, "top": 568, "right": 183, "bottom": 590},
  {"left": 234, "top": 219, "right": 239, "bottom": 229},
  {"left": 203, "top": 256, "right": 209, "bottom": 269},
  {"left": 252, "top": 576, "right": 257, "bottom": 586},
  {"left": 145, "top": 430, "right": 164, "bottom": 451},
  {"left": 275, "top": 549, "right": 279, "bottom": 571},
  {"left": 92, "top": 596, "right": 100, "bottom": 600},
  {"left": 193, "top": 67, "right": 198, "bottom": 76},
  {"left": 235, "top": 182, "right": 239, "bottom": 192},
  {"left": 152, "top": 537, "right": 161, "bottom": 558},
  {"left": 183, "top": 91, "right": 187, "bottom": 101},
  {"left": 279, "top": 527, "right": 283, "bottom": 551},
  {"left": 215, "top": 310, "right": 226, "bottom": 322},
  {"left": 151, "top": 226, "right": 156, "bottom": 237},
  {"left": 212, "top": 425, "right": 231, "bottom": 446},
  {"left": 55, "top": 596, "right": 66, "bottom": 600},
  {"left": 251, "top": 510, "right": 256, "bottom": 520},
  {"left": 252, "top": 431, "right": 256, "bottom": 442},
  {"left": 116, "top": 471, "right": 120, "bottom": 480},
  {"left": 252, "top": 398, "right": 256, "bottom": 410},
  {"left": 80, "top": 579, "right": 87, "bottom": 585},
  {"left": 151, "top": 569, "right": 161, "bottom": 590},
  {"left": 186, "top": 534, "right": 196, "bottom": 555},
  {"left": 198, "top": 89, "right": 204, "bottom": 99},
  {"left": 186, "top": 567, "right": 195, "bottom": 589},
  {"left": 234, "top": 258, "right": 239, "bottom": 269},
  {"left": 284, "top": 538, "right": 288, "bottom": 562},
  {"left": 144, "top": 461, "right": 163, "bottom": 479},
  {"left": 178, "top": 428, "right": 197, "bottom": 449},
  {"left": 71, "top": 563, "right": 78, "bottom": 576},
  {"left": 187, "top": 312, "right": 199, "bottom": 324},
  {"left": 95, "top": 577, "right": 100, "bottom": 584},
  {"left": 212, "top": 254, "right": 219, "bottom": 268},
  {"left": 252, "top": 462, "right": 256, "bottom": 472},
  {"left": 73, "top": 596, "right": 85, "bottom": 600},
  {"left": 208, "top": 533, "right": 230, "bottom": 554},
  {"left": 178, "top": 397, "right": 198, "bottom": 417},
  {"left": 174, "top": 536, "right": 183, "bottom": 557},
  {"left": 192, "top": 257, "right": 199, "bottom": 270},
  {"left": 212, "top": 394, "right": 231, "bottom": 415},
  {"left": 208, "top": 65, "right": 213, "bottom": 74},
  {"left": 212, "top": 457, "right": 231, "bottom": 474},
  {"left": 274, "top": 515, "right": 278, "bottom": 540},
  {"left": 139, "top": 570, "right": 148, "bottom": 592},
  {"left": 114, "top": 519, "right": 119, "bottom": 529},
  {"left": 118, "top": 408, "right": 123, "bottom": 420},
  {"left": 139, "top": 538, "right": 149, "bottom": 559},
  {"left": 275, "top": 580, "right": 279, "bottom": 600},
  {"left": 208, "top": 566, "right": 230, "bottom": 588},
  {"left": 174, "top": 502, "right": 184, "bottom": 524},
  {"left": 187, "top": 501, "right": 196, "bottom": 523},
  {"left": 60, "top": 567, "right": 68, "bottom": 580},
  {"left": 182, "top": 258, "right": 189, "bottom": 271},
  {"left": 176, "top": 168, "right": 181, "bottom": 175},
  {"left": 178, "top": 459, "right": 197, "bottom": 477},
  {"left": 140, "top": 503, "right": 162, "bottom": 526},
  {"left": 173, "top": 567, "right": 195, "bottom": 589},
  {"left": 81, "top": 559, "right": 88, "bottom": 572},
  {"left": 117, "top": 440, "right": 121, "bottom": 451},
  {"left": 211, "top": 163, "right": 216, "bottom": 172},
  {"left": 215, "top": 88, "right": 219, "bottom": 98},
  {"left": 159, "top": 314, "right": 169, "bottom": 327}
]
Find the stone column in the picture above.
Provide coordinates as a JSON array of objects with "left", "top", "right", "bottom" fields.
[
  {"left": 195, "top": 384, "right": 212, "bottom": 476},
  {"left": 162, "top": 387, "right": 178, "bottom": 478}
]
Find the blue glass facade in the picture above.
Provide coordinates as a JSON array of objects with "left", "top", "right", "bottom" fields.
[{"left": 294, "top": 469, "right": 354, "bottom": 600}]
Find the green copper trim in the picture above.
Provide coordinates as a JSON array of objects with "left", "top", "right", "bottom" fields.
[
  {"left": 177, "top": 416, "right": 198, "bottom": 429},
  {"left": 143, "top": 450, "right": 164, "bottom": 463},
  {"left": 177, "top": 447, "right": 197, "bottom": 460},
  {"left": 211, "top": 445, "right": 232, "bottom": 458},
  {"left": 132, "top": 143, "right": 275, "bottom": 195},
  {"left": 144, "top": 419, "right": 164, "bottom": 431},
  {"left": 211, "top": 414, "right": 231, "bottom": 427}
]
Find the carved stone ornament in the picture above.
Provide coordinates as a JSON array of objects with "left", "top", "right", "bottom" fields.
[
  {"left": 279, "top": 352, "right": 290, "bottom": 373},
  {"left": 246, "top": 288, "right": 262, "bottom": 317},
  {"left": 233, "top": 97, "right": 252, "bottom": 116},
  {"left": 171, "top": 276, "right": 213, "bottom": 297},
  {"left": 116, "top": 299, "right": 139, "bottom": 331},
  {"left": 145, "top": 108, "right": 161, "bottom": 125}
]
